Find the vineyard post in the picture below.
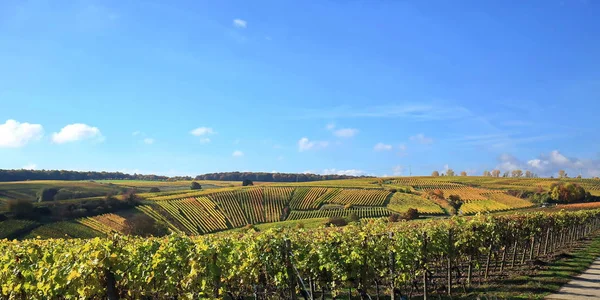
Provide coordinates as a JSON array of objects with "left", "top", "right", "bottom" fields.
[
  {"left": 520, "top": 240, "right": 526, "bottom": 265},
  {"left": 104, "top": 268, "right": 119, "bottom": 300},
  {"left": 212, "top": 253, "right": 221, "bottom": 299},
  {"left": 543, "top": 228, "right": 550, "bottom": 255},
  {"left": 447, "top": 228, "right": 453, "bottom": 296},
  {"left": 422, "top": 232, "right": 428, "bottom": 300},
  {"left": 484, "top": 241, "right": 493, "bottom": 280},
  {"left": 467, "top": 254, "right": 473, "bottom": 287},
  {"left": 510, "top": 241, "right": 518, "bottom": 268},
  {"left": 388, "top": 232, "right": 396, "bottom": 300},
  {"left": 528, "top": 236, "right": 535, "bottom": 261},
  {"left": 499, "top": 245, "right": 507, "bottom": 273},
  {"left": 284, "top": 239, "right": 298, "bottom": 300}
]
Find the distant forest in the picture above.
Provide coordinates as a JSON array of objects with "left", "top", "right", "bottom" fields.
[
  {"left": 0, "top": 169, "right": 363, "bottom": 182},
  {"left": 194, "top": 172, "right": 365, "bottom": 182}
]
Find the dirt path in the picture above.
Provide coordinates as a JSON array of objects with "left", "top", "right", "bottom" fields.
[{"left": 546, "top": 257, "right": 600, "bottom": 300}]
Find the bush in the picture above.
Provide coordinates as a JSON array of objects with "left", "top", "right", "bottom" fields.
[
  {"left": 190, "top": 182, "right": 202, "bottom": 190},
  {"left": 389, "top": 188, "right": 398, "bottom": 193},
  {"left": 7, "top": 199, "right": 34, "bottom": 219},
  {"left": 37, "top": 188, "right": 59, "bottom": 202},
  {"left": 149, "top": 187, "right": 161, "bottom": 193},
  {"left": 123, "top": 214, "right": 169, "bottom": 237},
  {"left": 402, "top": 208, "right": 419, "bottom": 220},
  {"left": 346, "top": 212, "right": 359, "bottom": 223},
  {"left": 343, "top": 203, "right": 353, "bottom": 210},
  {"left": 323, "top": 216, "right": 348, "bottom": 227},
  {"left": 447, "top": 195, "right": 464, "bottom": 215},
  {"left": 388, "top": 213, "right": 401, "bottom": 222},
  {"left": 242, "top": 179, "right": 254, "bottom": 186},
  {"left": 295, "top": 222, "right": 305, "bottom": 229}
]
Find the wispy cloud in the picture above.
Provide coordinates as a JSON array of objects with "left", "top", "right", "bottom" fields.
[
  {"left": 321, "top": 168, "right": 365, "bottom": 176},
  {"left": 410, "top": 133, "right": 434, "bottom": 145},
  {"left": 292, "top": 104, "right": 472, "bottom": 121},
  {"left": 232, "top": 150, "right": 244, "bottom": 157},
  {"left": 298, "top": 137, "right": 329, "bottom": 152},
  {"left": 233, "top": 19, "right": 247, "bottom": 28},
  {"left": 52, "top": 123, "right": 103, "bottom": 144},
  {"left": 22, "top": 163, "right": 37, "bottom": 170},
  {"left": 143, "top": 138, "right": 154, "bottom": 145},
  {"left": 333, "top": 128, "right": 358, "bottom": 138},
  {"left": 0, "top": 119, "right": 44, "bottom": 148},
  {"left": 374, "top": 142, "right": 392, "bottom": 151},
  {"left": 190, "top": 127, "right": 215, "bottom": 136}
]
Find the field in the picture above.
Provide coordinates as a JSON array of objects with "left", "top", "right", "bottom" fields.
[
  {"left": 1, "top": 209, "right": 599, "bottom": 299},
  {"left": 3, "top": 176, "right": 600, "bottom": 238}
]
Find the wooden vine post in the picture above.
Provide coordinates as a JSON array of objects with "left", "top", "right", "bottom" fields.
[
  {"left": 389, "top": 232, "right": 396, "bottom": 300},
  {"left": 284, "top": 239, "right": 298, "bottom": 300},
  {"left": 447, "top": 228, "right": 453, "bottom": 296},
  {"left": 422, "top": 232, "right": 428, "bottom": 300}
]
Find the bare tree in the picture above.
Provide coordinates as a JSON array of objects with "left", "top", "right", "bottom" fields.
[
  {"left": 431, "top": 171, "right": 440, "bottom": 177},
  {"left": 525, "top": 170, "right": 533, "bottom": 178},
  {"left": 511, "top": 169, "right": 523, "bottom": 178},
  {"left": 491, "top": 170, "right": 501, "bottom": 177},
  {"left": 460, "top": 171, "right": 467, "bottom": 176},
  {"left": 558, "top": 170, "right": 567, "bottom": 178},
  {"left": 483, "top": 170, "right": 491, "bottom": 177},
  {"left": 446, "top": 169, "right": 455, "bottom": 176}
]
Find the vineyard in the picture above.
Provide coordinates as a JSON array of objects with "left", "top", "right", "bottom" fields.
[{"left": 1, "top": 209, "right": 599, "bottom": 299}]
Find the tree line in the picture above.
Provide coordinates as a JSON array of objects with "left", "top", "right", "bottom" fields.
[
  {"left": 0, "top": 169, "right": 365, "bottom": 182},
  {"left": 194, "top": 172, "right": 366, "bottom": 182}
]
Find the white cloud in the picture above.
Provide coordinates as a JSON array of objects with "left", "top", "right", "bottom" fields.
[
  {"left": 398, "top": 144, "right": 407, "bottom": 151},
  {"left": 132, "top": 131, "right": 141, "bottom": 136},
  {"left": 52, "top": 123, "right": 102, "bottom": 144},
  {"left": 393, "top": 165, "right": 403, "bottom": 176},
  {"left": 298, "top": 137, "right": 329, "bottom": 152},
  {"left": 0, "top": 119, "right": 44, "bottom": 148},
  {"left": 22, "top": 163, "right": 37, "bottom": 170},
  {"left": 233, "top": 19, "right": 247, "bottom": 28},
  {"left": 321, "top": 168, "right": 365, "bottom": 176},
  {"left": 143, "top": 138, "right": 154, "bottom": 145},
  {"left": 374, "top": 142, "right": 392, "bottom": 151},
  {"left": 232, "top": 150, "right": 244, "bottom": 157},
  {"left": 333, "top": 128, "right": 358, "bottom": 138},
  {"left": 326, "top": 123, "right": 336, "bottom": 130},
  {"left": 190, "top": 127, "right": 215, "bottom": 136},
  {"left": 410, "top": 133, "right": 434, "bottom": 145},
  {"left": 199, "top": 138, "right": 211, "bottom": 144}
]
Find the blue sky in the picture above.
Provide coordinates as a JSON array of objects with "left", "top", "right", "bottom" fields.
[{"left": 1, "top": 0, "right": 600, "bottom": 177}]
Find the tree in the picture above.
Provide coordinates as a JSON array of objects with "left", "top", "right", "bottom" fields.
[
  {"left": 37, "top": 188, "right": 59, "bottom": 202},
  {"left": 549, "top": 182, "right": 587, "bottom": 203},
  {"left": 149, "top": 187, "right": 161, "bottom": 193},
  {"left": 388, "top": 213, "right": 401, "bottom": 222},
  {"left": 558, "top": 170, "right": 567, "bottom": 178},
  {"left": 447, "top": 195, "right": 464, "bottom": 215},
  {"left": 511, "top": 170, "right": 523, "bottom": 178},
  {"left": 190, "top": 182, "right": 202, "bottom": 190},
  {"left": 446, "top": 169, "right": 455, "bottom": 176},
  {"left": 242, "top": 179, "right": 254, "bottom": 186},
  {"left": 483, "top": 170, "right": 491, "bottom": 177},
  {"left": 460, "top": 171, "right": 467, "bottom": 176},
  {"left": 502, "top": 171, "right": 509, "bottom": 177},
  {"left": 123, "top": 214, "right": 169, "bottom": 237},
  {"left": 525, "top": 170, "right": 533, "bottom": 178},
  {"left": 402, "top": 208, "right": 419, "bottom": 220},
  {"left": 431, "top": 171, "right": 440, "bottom": 177},
  {"left": 577, "top": 175, "right": 582, "bottom": 179},
  {"left": 7, "top": 199, "right": 34, "bottom": 219},
  {"left": 491, "top": 170, "right": 501, "bottom": 177}
]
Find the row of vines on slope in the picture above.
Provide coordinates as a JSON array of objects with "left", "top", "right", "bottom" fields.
[{"left": 1, "top": 209, "right": 599, "bottom": 299}]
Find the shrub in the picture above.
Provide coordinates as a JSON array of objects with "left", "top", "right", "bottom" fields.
[
  {"left": 447, "top": 195, "right": 463, "bottom": 215},
  {"left": 7, "top": 199, "right": 34, "bottom": 219},
  {"left": 190, "top": 182, "right": 202, "bottom": 190},
  {"left": 295, "top": 222, "right": 305, "bottom": 229},
  {"left": 402, "top": 208, "right": 419, "bottom": 220},
  {"left": 388, "top": 213, "right": 401, "bottom": 222},
  {"left": 343, "top": 203, "right": 353, "bottom": 210},
  {"left": 149, "top": 187, "right": 161, "bottom": 193},
  {"left": 242, "top": 179, "right": 254, "bottom": 186},
  {"left": 123, "top": 214, "right": 169, "bottom": 237},
  {"left": 346, "top": 212, "right": 359, "bottom": 223},
  {"left": 37, "top": 188, "right": 59, "bottom": 202},
  {"left": 323, "top": 216, "right": 347, "bottom": 227},
  {"left": 389, "top": 188, "right": 398, "bottom": 193}
]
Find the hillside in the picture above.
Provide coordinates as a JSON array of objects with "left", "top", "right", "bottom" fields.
[{"left": 5, "top": 176, "right": 599, "bottom": 239}]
